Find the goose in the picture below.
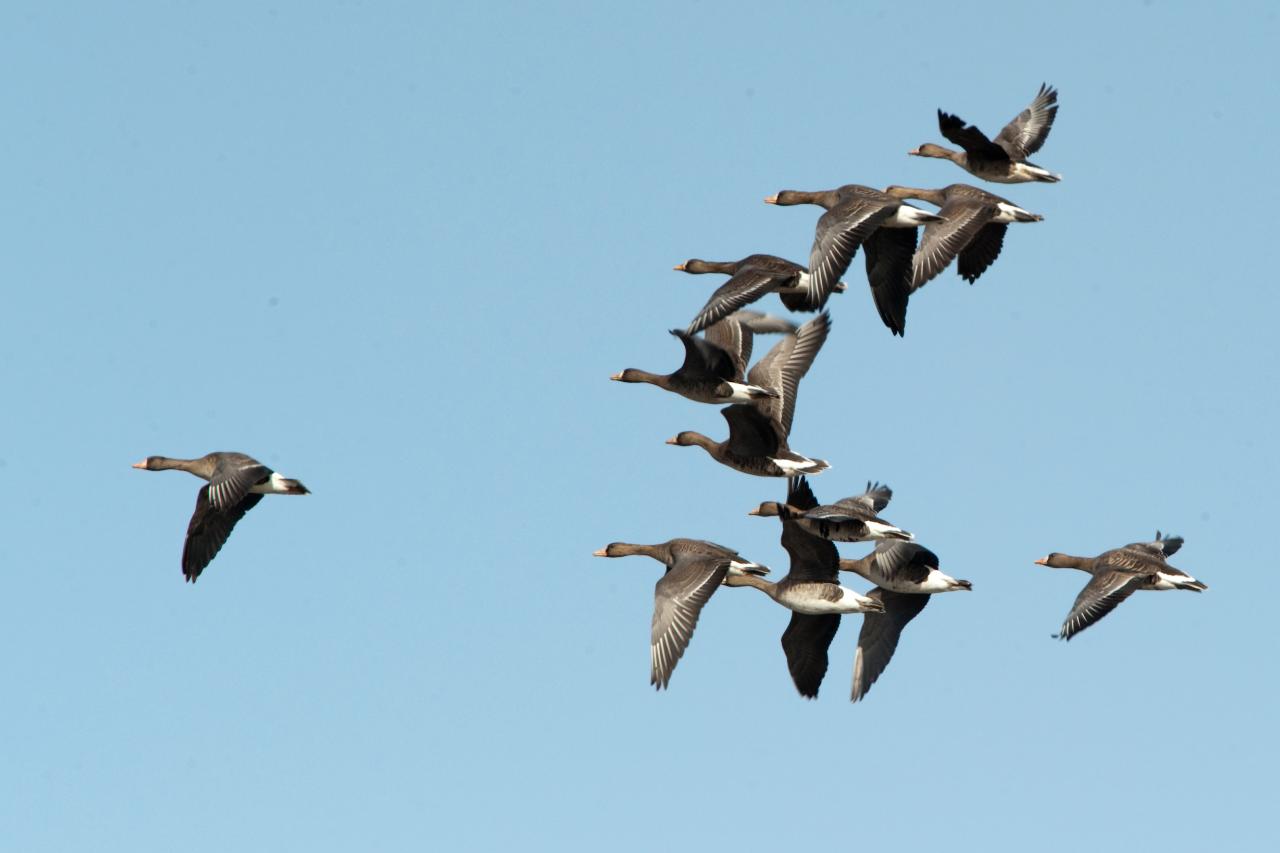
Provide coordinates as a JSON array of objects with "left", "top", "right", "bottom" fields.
[
  {"left": 132, "top": 452, "right": 309, "bottom": 582},
  {"left": 610, "top": 311, "right": 794, "bottom": 404},
  {"left": 840, "top": 540, "right": 972, "bottom": 702},
  {"left": 765, "top": 184, "right": 942, "bottom": 336},
  {"left": 1034, "top": 532, "right": 1207, "bottom": 641},
  {"left": 884, "top": 184, "right": 1043, "bottom": 290},
  {"left": 593, "top": 539, "right": 770, "bottom": 689},
  {"left": 674, "top": 254, "right": 847, "bottom": 334},
  {"left": 749, "top": 480, "right": 912, "bottom": 542},
  {"left": 667, "top": 311, "right": 830, "bottom": 477},
  {"left": 724, "top": 478, "right": 884, "bottom": 698},
  {"left": 910, "top": 84, "right": 1061, "bottom": 183}
]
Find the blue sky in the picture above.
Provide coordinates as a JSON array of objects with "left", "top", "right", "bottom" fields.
[{"left": 2, "top": 2, "right": 1277, "bottom": 850}]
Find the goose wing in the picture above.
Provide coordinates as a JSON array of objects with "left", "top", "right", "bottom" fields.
[
  {"left": 937, "top": 110, "right": 1009, "bottom": 161},
  {"left": 207, "top": 453, "right": 271, "bottom": 511},
  {"left": 955, "top": 223, "right": 1008, "bottom": 284},
  {"left": 869, "top": 540, "right": 938, "bottom": 587},
  {"left": 686, "top": 267, "right": 795, "bottom": 335},
  {"left": 781, "top": 612, "right": 841, "bottom": 698},
  {"left": 851, "top": 588, "right": 930, "bottom": 702},
  {"left": 720, "top": 404, "right": 782, "bottom": 457},
  {"left": 650, "top": 553, "right": 731, "bottom": 689},
  {"left": 182, "top": 486, "right": 264, "bottom": 582},
  {"left": 993, "top": 83, "right": 1059, "bottom": 159},
  {"left": 701, "top": 316, "right": 752, "bottom": 381},
  {"left": 671, "top": 329, "right": 736, "bottom": 382},
  {"left": 807, "top": 201, "right": 896, "bottom": 309},
  {"left": 863, "top": 227, "right": 916, "bottom": 336},
  {"left": 1057, "top": 570, "right": 1147, "bottom": 640},
  {"left": 748, "top": 311, "right": 830, "bottom": 439},
  {"left": 911, "top": 199, "right": 998, "bottom": 290}
]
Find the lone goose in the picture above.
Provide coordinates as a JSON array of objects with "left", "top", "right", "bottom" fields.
[
  {"left": 765, "top": 184, "right": 942, "bottom": 336},
  {"left": 593, "top": 539, "right": 770, "bottom": 689},
  {"left": 884, "top": 184, "right": 1043, "bottom": 290},
  {"left": 910, "top": 84, "right": 1061, "bottom": 183},
  {"left": 1034, "top": 532, "right": 1207, "bottom": 641},
  {"left": 749, "top": 480, "right": 912, "bottom": 542},
  {"left": 675, "top": 254, "right": 847, "bottom": 334},
  {"left": 840, "top": 540, "right": 972, "bottom": 702},
  {"left": 667, "top": 311, "right": 830, "bottom": 477},
  {"left": 133, "top": 452, "right": 309, "bottom": 582},
  {"left": 724, "top": 478, "right": 884, "bottom": 698},
  {"left": 610, "top": 312, "right": 793, "bottom": 404}
]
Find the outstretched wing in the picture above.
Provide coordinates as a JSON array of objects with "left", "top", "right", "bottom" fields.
[
  {"left": 852, "top": 588, "right": 930, "bottom": 702},
  {"left": 686, "top": 268, "right": 794, "bottom": 335},
  {"left": 650, "top": 554, "right": 731, "bottom": 689},
  {"left": 911, "top": 200, "right": 998, "bottom": 290},
  {"left": 781, "top": 612, "right": 841, "bottom": 698},
  {"left": 937, "top": 110, "right": 1009, "bottom": 161},
  {"left": 1056, "top": 571, "right": 1147, "bottom": 641},
  {"left": 182, "top": 486, "right": 264, "bottom": 582},
  {"left": 863, "top": 228, "right": 916, "bottom": 336},
  {"left": 808, "top": 203, "right": 896, "bottom": 308},
  {"left": 955, "top": 223, "right": 1008, "bottom": 284},
  {"left": 207, "top": 453, "right": 271, "bottom": 511},
  {"left": 993, "top": 83, "right": 1059, "bottom": 159}
]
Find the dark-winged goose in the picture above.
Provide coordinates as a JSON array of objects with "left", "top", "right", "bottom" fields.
[
  {"left": 749, "top": 480, "right": 912, "bottom": 542},
  {"left": 1034, "top": 532, "right": 1207, "bottom": 641},
  {"left": 133, "top": 452, "right": 309, "bottom": 582},
  {"left": 593, "top": 538, "right": 769, "bottom": 689},
  {"left": 910, "top": 84, "right": 1061, "bottom": 183},
  {"left": 610, "top": 311, "right": 794, "bottom": 405},
  {"left": 667, "top": 311, "right": 830, "bottom": 477},
  {"left": 764, "top": 184, "right": 942, "bottom": 336},
  {"left": 839, "top": 540, "right": 972, "bottom": 702},
  {"left": 675, "top": 254, "right": 847, "bottom": 334},
  {"left": 724, "top": 478, "right": 884, "bottom": 698},
  {"left": 884, "top": 184, "right": 1043, "bottom": 290}
]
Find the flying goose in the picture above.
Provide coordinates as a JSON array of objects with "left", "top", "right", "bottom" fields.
[
  {"left": 764, "top": 184, "right": 942, "bottom": 336},
  {"left": 884, "top": 184, "right": 1043, "bottom": 290},
  {"left": 749, "top": 480, "right": 912, "bottom": 542},
  {"left": 1034, "top": 532, "right": 1207, "bottom": 641},
  {"left": 910, "top": 84, "right": 1061, "bottom": 183},
  {"left": 132, "top": 452, "right": 309, "bottom": 582},
  {"left": 725, "top": 478, "right": 884, "bottom": 698},
  {"left": 675, "top": 254, "right": 847, "bottom": 334},
  {"left": 667, "top": 311, "right": 830, "bottom": 477},
  {"left": 610, "top": 312, "right": 794, "bottom": 405},
  {"left": 593, "top": 538, "right": 770, "bottom": 689},
  {"left": 840, "top": 541, "right": 972, "bottom": 702}
]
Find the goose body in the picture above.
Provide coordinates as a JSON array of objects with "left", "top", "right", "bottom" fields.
[
  {"left": 765, "top": 185, "right": 943, "bottom": 336},
  {"left": 910, "top": 84, "right": 1061, "bottom": 183},
  {"left": 668, "top": 312, "right": 831, "bottom": 477},
  {"left": 593, "top": 538, "right": 769, "bottom": 689},
  {"left": 132, "top": 452, "right": 309, "bottom": 582},
  {"left": 750, "top": 480, "right": 912, "bottom": 542},
  {"left": 676, "top": 255, "right": 847, "bottom": 334},
  {"left": 611, "top": 312, "right": 792, "bottom": 405},
  {"left": 1035, "top": 532, "right": 1206, "bottom": 641},
  {"left": 885, "top": 184, "right": 1043, "bottom": 290}
]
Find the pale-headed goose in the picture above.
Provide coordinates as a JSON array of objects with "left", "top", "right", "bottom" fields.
[
  {"left": 667, "top": 311, "right": 830, "bottom": 477},
  {"left": 611, "top": 312, "right": 794, "bottom": 405},
  {"left": 749, "top": 480, "right": 912, "bottom": 542},
  {"left": 839, "top": 540, "right": 972, "bottom": 702},
  {"left": 910, "top": 84, "right": 1061, "bottom": 183},
  {"left": 724, "top": 478, "right": 884, "bottom": 698},
  {"left": 675, "top": 254, "right": 847, "bottom": 334},
  {"left": 593, "top": 538, "right": 769, "bottom": 689},
  {"left": 133, "top": 452, "right": 309, "bottom": 582},
  {"left": 1034, "top": 532, "right": 1207, "bottom": 641},
  {"left": 884, "top": 184, "right": 1042, "bottom": 290},
  {"left": 764, "top": 184, "right": 942, "bottom": 336}
]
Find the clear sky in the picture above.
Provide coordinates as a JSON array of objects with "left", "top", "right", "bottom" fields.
[{"left": 2, "top": 2, "right": 1277, "bottom": 851}]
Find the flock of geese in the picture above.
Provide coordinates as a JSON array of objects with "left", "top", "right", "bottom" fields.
[{"left": 598, "top": 85, "right": 1210, "bottom": 701}]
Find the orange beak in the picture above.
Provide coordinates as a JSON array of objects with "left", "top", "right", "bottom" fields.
[
  {"left": 592, "top": 548, "right": 608, "bottom": 557},
  {"left": 763, "top": 194, "right": 778, "bottom": 204},
  {"left": 665, "top": 437, "right": 679, "bottom": 445},
  {"left": 131, "top": 460, "right": 147, "bottom": 469},
  {"left": 673, "top": 263, "right": 686, "bottom": 271},
  {"left": 1033, "top": 557, "right": 1048, "bottom": 566}
]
